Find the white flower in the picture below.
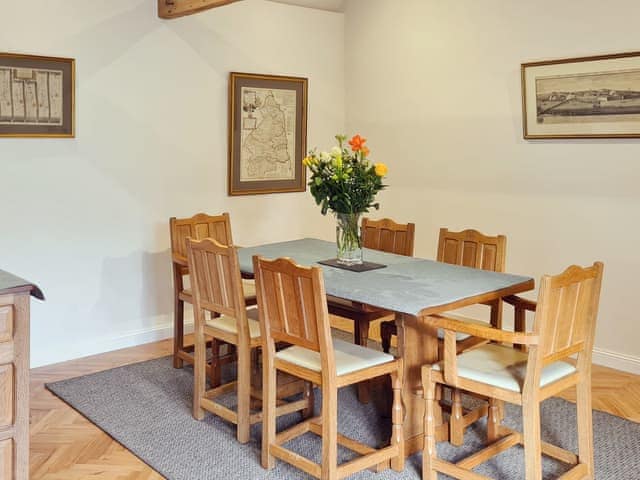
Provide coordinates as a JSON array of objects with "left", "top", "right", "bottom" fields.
[
  {"left": 320, "top": 151, "right": 331, "bottom": 162},
  {"left": 330, "top": 146, "right": 342, "bottom": 157}
]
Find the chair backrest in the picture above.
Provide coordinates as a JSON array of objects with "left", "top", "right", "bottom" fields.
[
  {"left": 361, "top": 217, "right": 415, "bottom": 256},
  {"left": 186, "top": 237, "right": 249, "bottom": 336},
  {"left": 532, "top": 262, "right": 604, "bottom": 366},
  {"left": 253, "top": 256, "right": 332, "bottom": 359},
  {"left": 437, "top": 228, "right": 506, "bottom": 273},
  {"left": 170, "top": 212, "right": 233, "bottom": 265}
]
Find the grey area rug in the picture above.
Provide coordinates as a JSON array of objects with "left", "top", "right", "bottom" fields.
[{"left": 46, "top": 354, "right": 640, "bottom": 480}]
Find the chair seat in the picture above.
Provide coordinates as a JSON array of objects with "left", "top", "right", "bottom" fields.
[
  {"left": 276, "top": 338, "right": 395, "bottom": 376},
  {"left": 432, "top": 343, "right": 576, "bottom": 392},
  {"left": 206, "top": 307, "right": 261, "bottom": 338}
]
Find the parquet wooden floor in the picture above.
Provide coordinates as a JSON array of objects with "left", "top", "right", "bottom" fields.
[{"left": 30, "top": 322, "right": 640, "bottom": 479}]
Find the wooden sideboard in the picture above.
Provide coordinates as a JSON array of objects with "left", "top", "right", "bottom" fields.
[{"left": 0, "top": 270, "right": 43, "bottom": 480}]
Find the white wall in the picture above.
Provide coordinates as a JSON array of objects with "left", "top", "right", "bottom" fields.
[
  {"left": 345, "top": 0, "right": 640, "bottom": 373},
  {"left": 5, "top": 0, "right": 640, "bottom": 372},
  {"left": 1, "top": 0, "right": 343, "bottom": 367}
]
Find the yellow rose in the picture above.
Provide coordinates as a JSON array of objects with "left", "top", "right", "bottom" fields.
[{"left": 374, "top": 163, "right": 388, "bottom": 176}]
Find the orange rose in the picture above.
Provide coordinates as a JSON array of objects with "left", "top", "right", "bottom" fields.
[
  {"left": 348, "top": 134, "right": 367, "bottom": 152},
  {"left": 361, "top": 146, "right": 370, "bottom": 157}
]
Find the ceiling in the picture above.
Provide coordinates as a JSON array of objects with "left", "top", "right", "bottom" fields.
[{"left": 268, "top": 0, "right": 345, "bottom": 12}]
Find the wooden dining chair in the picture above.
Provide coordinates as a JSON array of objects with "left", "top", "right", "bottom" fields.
[
  {"left": 254, "top": 255, "right": 405, "bottom": 479},
  {"left": 380, "top": 228, "right": 507, "bottom": 443},
  {"left": 422, "top": 262, "right": 604, "bottom": 480},
  {"left": 169, "top": 212, "right": 256, "bottom": 381},
  {"left": 187, "top": 238, "right": 311, "bottom": 443},
  {"left": 327, "top": 217, "right": 415, "bottom": 403},
  {"left": 380, "top": 227, "right": 507, "bottom": 353}
]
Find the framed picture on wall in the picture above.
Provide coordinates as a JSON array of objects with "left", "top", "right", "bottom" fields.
[
  {"left": 522, "top": 51, "right": 640, "bottom": 139},
  {"left": 228, "top": 72, "right": 308, "bottom": 195},
  {"left": 0, "top": 53, "right": 75, "bottom": 138}
]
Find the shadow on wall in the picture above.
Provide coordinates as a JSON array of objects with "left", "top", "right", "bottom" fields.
[
  {"left": 63, "top": 0, "right": 158, "bottom": 78},
  {"left": 90, "top": 249, "right": 173, "bottom": 330}
]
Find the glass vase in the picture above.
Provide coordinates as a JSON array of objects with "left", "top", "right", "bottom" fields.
[{"left": 335, "top": 212, "right": 363, "bottom": 265}]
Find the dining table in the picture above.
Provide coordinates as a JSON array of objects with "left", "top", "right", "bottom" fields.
[{"left": 237, "top": 238, "right": 534, "bottom": 457}]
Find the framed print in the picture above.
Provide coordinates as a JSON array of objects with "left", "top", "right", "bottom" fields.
[
  {"left": 0, "top": 53, "right": 75, "bottom": 138},
  {"left": 522, "top": 51, "right": 640, "bottom": 139},
  {"left": 228, "top": 72, "right": 307, "bottom": 195}
]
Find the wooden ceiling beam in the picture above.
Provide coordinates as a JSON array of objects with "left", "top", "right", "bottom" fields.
[{"left": 158, "top": 0, "right": 243, "bottom": 19}]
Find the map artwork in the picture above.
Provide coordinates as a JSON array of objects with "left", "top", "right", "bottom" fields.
[
  {"left": 0, "top": 66, "right": 64, "bottom": 125},
  {"left": 240, "top": 87, "right": 297, "bottom": 182}
]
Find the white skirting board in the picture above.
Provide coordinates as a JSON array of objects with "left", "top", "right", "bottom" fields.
[
  {"left": 592, "top": 347, "right": 640, "bottom": 375},
  {"left": 32, "top": 322, "right": 640, "bottom": 376},
  {"left": 30, "top": 319, "right": 195, "bottom": 369}
]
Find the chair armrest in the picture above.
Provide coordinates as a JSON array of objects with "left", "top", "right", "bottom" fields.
[
  {"left": 503, "top": 294, "right": 536, "bottom": 312},
  {"left": 429, "top": 314, "right": 539, "bottom": 346}
]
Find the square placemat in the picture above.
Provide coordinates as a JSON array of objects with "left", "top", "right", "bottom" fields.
[{"left": 318, "top": 258, "right": 387, "bottom": 272}]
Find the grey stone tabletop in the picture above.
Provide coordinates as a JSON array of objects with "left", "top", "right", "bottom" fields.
[{"left": 237, "top": 238, "right": 532, "bottom": 317}]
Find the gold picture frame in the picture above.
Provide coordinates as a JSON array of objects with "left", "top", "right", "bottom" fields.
[
  {"left": 0, "top": 53, "right": 75, "bottom": 138},
  {"left": 522, "top": 51, "right": 640, "bottom": 139},
  {"left": 228, "top": 72, "right": 307, "bottom": 196}
]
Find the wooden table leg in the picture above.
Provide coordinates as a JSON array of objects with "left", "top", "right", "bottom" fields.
[
  {"left": 396, "top": 313, "right": 447, "bottom": 457},
  {"left": 355, "top": 317, "right": 371, "bottom": 404}
]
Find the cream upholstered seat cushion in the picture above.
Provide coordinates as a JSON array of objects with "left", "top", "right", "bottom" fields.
[
  {"left": 205, "top": 307, "right": 261, "bottom": 338},
  {"left": 276, "top": 338, "right": 395, "bottom": 376},
  {"left": 242, "top": 278, "right": 256, "bottom": 299},
  {"left": 432, "top": 343, "right": 576, "bottom": 393}
]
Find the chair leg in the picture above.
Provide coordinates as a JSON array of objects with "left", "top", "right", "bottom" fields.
[
  {"left": 449, "top": 388, "right": 464, "bottom": 446},
  {"left": 236, "top": 344, "right": 252, "bottom": 444},
  {"left": 380, "top": 321, "right": 393, "bottom": 354},
  {"left": 487, "top": 397, "right": 501, "bottom": 442},
  {"left": 261, "top": 344, "right": 277, "bottom": 470},
  {"left": 173, "top": 295, "right": 185, "bottom": 369},
  {"left": 355, "top": 318, "right": 371, "bottom": 404},
  {"left": 251, "top": 347, "right": 261, "bottom": 385},
  {"left": 390, "top": 361, "right": 404, "bottom": 472},
  {"left": 321, "top": 384, "right": 338, "bottom": 480},
  {"left": 209, "top": 338, "right": 222, "bottom": 388},
  {"left": 192, "top": 314, "right": 206, "bottom": 420},
  {"left": 576, "top": 376, "right": 595, "bottom": 477},
  {"left": 434, "top": 384, "right": 443, "bottom": 426},
  {"left": 301, "top": 381, "right": 315, "bottom": 419},
  {"left": 522, "top": 399, "right": 542, "bottom": 480},
  {"left": 489, "top": 297, "right": 503, "bottom": 330},
  {"left": 514, "top": 306, "right": 528, "bottom": 353},
  {"left": 422, "top": 367, "right": 438, "bottom": 480},
  {"left": 354, "top": 317, "right": 369, "bottom": 348}
]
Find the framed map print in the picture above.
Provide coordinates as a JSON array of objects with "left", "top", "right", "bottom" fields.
[
  {"left": 522, "top": 51, "right": 640, "bottom": 139},
  {"left": 0, "top": 53, "right": 75, "bottom": 138},
  {"left": 228, "top": 72, "right": 308, "bottom": 195}
]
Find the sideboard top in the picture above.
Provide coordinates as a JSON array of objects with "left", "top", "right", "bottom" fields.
[{"left": 0, "top": 269, "right": 44, "bottom": 300}]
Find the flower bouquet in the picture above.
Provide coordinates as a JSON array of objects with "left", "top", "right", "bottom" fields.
[{"left": 304, "top": 134, "right": 387, "bottom": 265}]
